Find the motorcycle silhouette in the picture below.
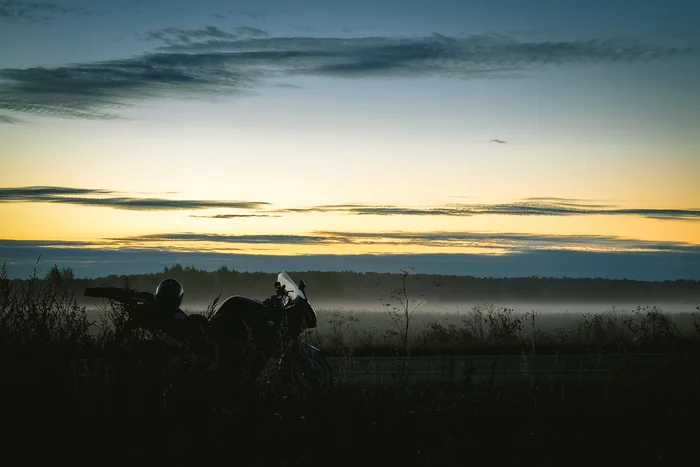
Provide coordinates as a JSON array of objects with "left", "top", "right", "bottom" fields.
[{"left": 85, "top": 271, "right": 333, "bottom": 406}]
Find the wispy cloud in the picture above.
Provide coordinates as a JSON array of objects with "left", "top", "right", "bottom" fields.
[
  {"left": 241, "top": 11, "right": 266, "bottom": 21},
  {"left": 0, "top": 239, "right": 98, "bottom": 249},
  {"left": 524, "top": 197, "right": 609, "bottom": 203},
  {"left": 0, "top": 114, "right": 23, "bottom": 123},
  {"left": 0, "top": 52, "right": 256, "bottom": 120},
  {"left": 277, "top": 204, "right": 468, "bottom": 217},
  {"left": 1, "top": 187, "right": 696, "bottom": 220},
  {"left": 490, "top": 138, "right": 507, "bottom": 144},
  {"left": 0, "top": 0, "right": 87, "bottom": 23},
  {"left": 101, "top": 230, "right": 700, "bottom": 255},
  {"left": 144, "top": 26, "right": 268, "bottom": 45},
  {"left": 190, "top": 213, "right": 282, "bottom": 219},
  {"left": 109, "top": 233, "right": 347, "bottom": 245},
  {"left": 0, "top": 186, "right": 114, "bottom": 198},
  {"left": 314, "top": 231, "right": 700, "bottom": 254},
  {"left": 273, "top": 200, "right": 700, "bottom": 221},
  {"left": 1, "top": 33, "right": 694, "bottom": 121},
  {"left": 145, "top": 26, "right": 239, "bottom": 44},
  {"left": 159, "top": 34, "right": 694, "bottom": 75},
  {"left": 0, "top": 186, "right": 269, "bottom": 211},
  {"left": 232, "top": 26, "right": 268, "bottom": 37}
]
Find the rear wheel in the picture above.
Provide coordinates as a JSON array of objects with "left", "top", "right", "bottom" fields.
[{"left": 302, "top": 350, "right": 333, "bottom": 396}]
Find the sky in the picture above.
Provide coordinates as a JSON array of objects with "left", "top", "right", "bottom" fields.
[{"left": 1, "top": 0, "right": 699, "bottom": 279}]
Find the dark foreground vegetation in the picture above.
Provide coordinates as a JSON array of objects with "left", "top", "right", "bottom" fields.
[
  {"left": 2, "top": 261, "right": 700, "bottom": 465},
  {"left": 6, "top": 371, "right": 700, "bottom": 465}
]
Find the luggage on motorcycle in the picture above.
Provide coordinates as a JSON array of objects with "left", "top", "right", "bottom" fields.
[{"left": 207, "top": 295, "right": 275, "bottom": 344}]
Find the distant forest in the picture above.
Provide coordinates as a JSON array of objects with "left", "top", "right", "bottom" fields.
[{"left": 18, "top": 263, "right": 700, "bottom": 305}]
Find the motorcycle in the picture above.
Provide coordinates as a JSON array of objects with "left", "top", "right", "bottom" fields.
[{"left": 84, "top": 271, "right": 333, "bottom": 405}]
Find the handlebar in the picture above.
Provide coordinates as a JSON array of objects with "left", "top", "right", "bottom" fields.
[{"left": 84, "top": 287, "right": 155, "bottom": 305}]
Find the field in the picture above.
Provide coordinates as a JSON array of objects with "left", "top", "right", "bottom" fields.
[
  {"left": 305, "top": 304, "right": 700, "bottom": 356},
  {"left": 2, "top": 263, "right": 700, "bottom": 465}
]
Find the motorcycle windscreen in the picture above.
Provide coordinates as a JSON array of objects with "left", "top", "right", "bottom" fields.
[
  {"left": 277, "top": 271, "right": 306, "bottom": 303},
  {"left": 277, "top": 271, "right": 317, "bottom": 331}
]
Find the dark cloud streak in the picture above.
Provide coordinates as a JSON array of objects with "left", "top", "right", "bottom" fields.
[
  {"left": 144, "top": 25, "right": 268, "bottom": 45},
  {"left": 0, "top": 114, "right": 23, "bottom": 123},
  {"left": 1, "top": 187, "right": 696, "bottom": 220},
  {"left": 524, "top": 197, "right": 609, "bottom": 203},
  {"left": 0, "top": 0, "right": 87, "bottom": 23},
  {"left": 103, "top": 230, "right": 700, "bottom": 254},
  {"left": 190, "top": 213, "right": 282, "bottom": 219},
  {"left": 0, "top": 186, "right": 268, "bottom": 211},
  {"left": 0, "top": 52, "right": 256, "bottom": 120},
  {"left": 241, "top": 11, "right": 266, "bottom": 21},
  {"left": 142, "top": 26, "right": 268, "bottom": 48},
  {"left": 110, "top": 233, "right": 346, "bottom": 245},
  {"left": 1, "top": 33, "right": 694, "bottom": 121},
  {"left": 0, "top": 239, "right": 98, "bottom": 248},
  {"left": 273, "top": 201, "right": 700, "bottom": 221},
  {"left": 314, "top": 231, "right": 700, "bottom": 254},
  {"left": 146, "top": 26, "right": 238, "bottom": 44},
  {"left": 233, "top": 26, "right": 268, "bottom": 37},
  {"left": 0, "top": 186, "right": 113, "bottom": 197}
]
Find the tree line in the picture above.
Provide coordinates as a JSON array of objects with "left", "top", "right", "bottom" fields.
[{"left": 25, "top": 263, "right": 700, "bottom": 304}]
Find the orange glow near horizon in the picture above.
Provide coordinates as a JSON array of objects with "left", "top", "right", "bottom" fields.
[
  {"left": 2, "top": 199, "right": 698, "bottom": 256},
  {"left": 2, "top": 97, "right": 699, "bottom": 256}
]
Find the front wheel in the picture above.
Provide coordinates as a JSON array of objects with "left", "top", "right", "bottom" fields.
[{"left": 276, "top": 341, "right": 333, "bottom": 397}]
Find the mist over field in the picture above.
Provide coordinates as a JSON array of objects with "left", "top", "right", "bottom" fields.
[
  {"left": 156, "top": 299, "right": 700, "bottom": 316},
  {"left": 82, "top": 298, "right": 700, "bottom": 344},
  {"left": 69, "top": 266, "right": 700, "bottom": 333}
]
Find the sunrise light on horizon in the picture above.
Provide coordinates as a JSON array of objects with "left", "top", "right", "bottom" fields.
[{"left": 1, "top": 0, "right": 699, "bottom": 278}]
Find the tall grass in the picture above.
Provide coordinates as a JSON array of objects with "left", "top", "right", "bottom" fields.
[
  {"left": 306, "top": 303, "right": 700, "bottom": 356},
  {"left": 0, "top": 259, "right": 94, "bottom": 358},
  {"left": 2, "top": 260, "right": 700, "bottom": 464}
]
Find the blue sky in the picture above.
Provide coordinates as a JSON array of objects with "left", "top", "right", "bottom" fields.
[{"left": 1, "top": 0, "right": 699, "bottom": 278}]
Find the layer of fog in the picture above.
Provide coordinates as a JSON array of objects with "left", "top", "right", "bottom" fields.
[
  {"left": 83, "top": 299, "right": 699, "bottom": 335},
  {"left": 81, "top": 299, "right": 699, "bottom": 315},
  {"left": 172, "top": 300, "right": 700, "bottom": 315}
]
